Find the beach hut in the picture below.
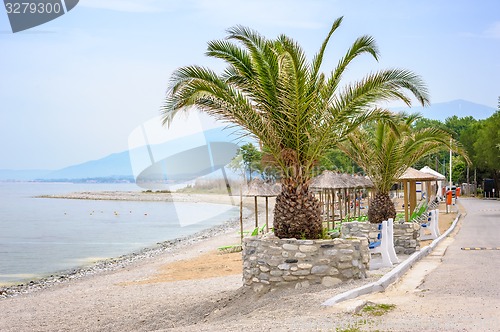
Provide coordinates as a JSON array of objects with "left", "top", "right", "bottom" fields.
[
  {"left": 311, "top": 171, "right": 373, "bottom": 228},
  {"left": 420, "top": 166, "right": 446, "bottom": 200},
  {"left": 398, "top": 167, "right": 437, "bottom": 222},
  {"left": 241, "top": 179, "right": 281, "bottom": 235}
]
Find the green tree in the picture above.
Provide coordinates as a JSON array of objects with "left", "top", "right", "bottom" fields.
[
  {"left": 451, "top": 156, "right": 466, "bottom": 184},
  {"left": 474, "top": 111, "right": 500, "bottom": 192},
  {"left": 319, "top": 148, "right": 362, "bottom": 174},
  {"left": 445, "top": 115, "right": 478, "bottom": 140},
  {"left": 239, "top": 143, "right": 262, "bottom": 182},
  {"left": 162, "top": 17, "right": 429, "bottom": 238},
  {"left": 339, "top": 113, "right": 467, "bottom": 223}
]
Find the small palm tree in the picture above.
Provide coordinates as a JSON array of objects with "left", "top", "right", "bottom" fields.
[
  {"left": 338, "top": 113, "right": 469, "bottom": 224},
  {"left": 162, "top": 17, "right": 429, "bottom": 239}
]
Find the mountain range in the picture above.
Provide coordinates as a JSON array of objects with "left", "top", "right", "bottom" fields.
[
  {"left": 1, "top": 99, "right": 496, "bottom": 182},
  {"left": 391, "top": 99, "right": 496, "bottom": 121}
]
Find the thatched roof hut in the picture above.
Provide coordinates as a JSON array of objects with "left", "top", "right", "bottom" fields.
[{"left": 398, "top": 167, "right": 437, "bottom": 221}]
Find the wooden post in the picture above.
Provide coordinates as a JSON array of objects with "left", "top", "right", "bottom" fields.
[
  {"left": 338, "top": 189, "right": 343, "bottom": 221},
  {"left": 330, "top": 189, "right": 335, "bottom": 229},
  {"left": 344, "top": 189, "right": 349, "bottom": 220},
  {"left": 404, "top": 181, "right": 409, "bottom": 222},
  {"left": 326, "top": 189, "right": 330, "bottom": 230},
  {"left": 426, "top": 181, "right": 431, "bottom": 204},
  {"left": 254, "top": 196, "right": 258, "bottom": 228},
  {"left": 410, "top": 181, "right": 417, "bottom": 217},
  {"left": 265, "top": 196, "right": 269, "bottom": 233},
  {"left": 240, "top": 187, "right": 243, "bottom": 245}
]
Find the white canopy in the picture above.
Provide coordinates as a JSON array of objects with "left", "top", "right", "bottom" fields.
[
  {"left": 419, "top": 166, "right": 446, "bottom": 180},
  {"left": 420, "top": 166, "right": 446, "bottom": 199}
]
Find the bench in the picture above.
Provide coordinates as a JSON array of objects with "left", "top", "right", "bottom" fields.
[
  {"left": 369, "top": 218, "right": 399, "bottom": 268},
  {"left": 420, "top": 209, "right": 440, "bottom": 240}
]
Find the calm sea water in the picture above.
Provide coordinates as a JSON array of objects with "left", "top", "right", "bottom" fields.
[{"left": 0, "top": 182, "right": 238, "bottom": 286}]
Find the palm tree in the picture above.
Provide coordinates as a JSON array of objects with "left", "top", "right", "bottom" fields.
[
  {"left": 338, "top": 113, "right": 469, "bottom": 224},
  {"left": 162, "top": 17, "right": 429, "bottom": 239}
]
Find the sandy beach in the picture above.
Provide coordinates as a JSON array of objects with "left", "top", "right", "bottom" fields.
[{"left": 0, "top": 192, "right": 460, "bottom": 331}]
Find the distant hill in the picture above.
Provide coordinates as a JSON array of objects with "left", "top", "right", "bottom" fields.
[
  {"left": 392, "top": 99, "right": 496, "bottom": 121},
  {"left": 39, "top": 151, "right": 134, "bottom": 181},
  {"left": 3, "top": 99, "right": 495, "bottom": 182}
]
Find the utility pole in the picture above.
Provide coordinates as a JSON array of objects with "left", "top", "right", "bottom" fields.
[
  {"left": 449, "top": 139, "right": 453, "bottom": 190},
  {"left": 466, "top": 166, "right": 470, "bottom": 196}
]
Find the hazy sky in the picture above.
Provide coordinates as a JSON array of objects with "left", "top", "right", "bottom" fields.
[{"left": 1, "top": 0, "right": 499, "bottom": 170}]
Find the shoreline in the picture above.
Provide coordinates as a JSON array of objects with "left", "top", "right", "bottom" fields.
[{"left": 0, "top": 191, "right": 258, "bottom": 298}]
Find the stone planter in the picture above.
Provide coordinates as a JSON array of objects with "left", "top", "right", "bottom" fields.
[
  {"left": 242, "top": 234, "right": 369, "bottom": 293},
  {"left": 341, "top": 221, "right": 420, "bottom": 255}
]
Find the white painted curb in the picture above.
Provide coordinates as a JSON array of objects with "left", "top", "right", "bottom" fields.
[{"left": 322, "top": 209, "right": 462, "bottom": 306}]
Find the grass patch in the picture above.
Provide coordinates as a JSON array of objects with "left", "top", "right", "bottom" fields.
[
  {"left": 361, "top": 303, "right": 396, "bottom": 316},
  {"left": 217, "top": 245, "right": 242, "bottom": 253}
]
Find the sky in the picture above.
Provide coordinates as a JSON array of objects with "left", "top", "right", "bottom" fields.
[{"left": 1, "top": 0, "right": 499, "bottom": 170}]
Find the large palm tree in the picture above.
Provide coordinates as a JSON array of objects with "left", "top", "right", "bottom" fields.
[
  {"left": 338, "top": 113, "right": 469, "bottom": 224},
  {"left": 162, "top": 17, "right": 429, "bottom": 239}
]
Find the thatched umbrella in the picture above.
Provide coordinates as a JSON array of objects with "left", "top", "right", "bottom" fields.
[
  {"left": 398, "top": 167, "right": 437, "bottom": 221},
  {"left": 311, "top": 171, "right": 373, "bottom": 227},
  {"left": 241, "top": 179, "right": 281, "bottom": 235}
]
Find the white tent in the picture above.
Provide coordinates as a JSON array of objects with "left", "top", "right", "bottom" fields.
[{"left": 420, "top": 166, "right": 446, "bottom": 199}]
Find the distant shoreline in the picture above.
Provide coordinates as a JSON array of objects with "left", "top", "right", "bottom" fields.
[{"left": 36, "top": 191, "right": 242, "bottom": 205}]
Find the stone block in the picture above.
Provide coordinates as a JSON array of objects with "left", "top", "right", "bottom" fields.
[
  {"left": 297, "top": 263, "right": 313, "bottom": 269},
  {"left": 338, "top": 262, "right": 353, "bottom": 269},
  {"left": 322, "top": 276, "right": 342, "bottom": 287},
  {"left": 311, "top": 265, "right": 329, "bottom": 275},
  {"left": 259, "top": 273, "right": 270, "bottom": 280},
  {"left": 270, "top": 270, "right": 283, "bottom": 277},
  {"left": 291, "top": 270, "right": 310, "bottom": 276},
  {"left": 282, "top": 243, "right": 298, "bottom": 251},
  {"left": 259, "top": 266, "right": 270, "bottom": 272},
  {"left": 341, "top": 269, "right": 354, "bottom": 278},
  {"left": 324, "top": 249, "right": 338, "bottom": 256},
  {"left": 282, "top": 275, "right": 299, "bottom": 281},
  {"left": 299, "top": 245, "right": 318, "bottom": 253},
  {"left": 278, "top": 263, "right": 290, "bottom": 270},
  {"left": 339, "top": 255, "right": 353, "bottom": 262}
]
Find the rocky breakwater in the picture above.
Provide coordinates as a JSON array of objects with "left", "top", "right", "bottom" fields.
[
  {"left": 341, "top": 221, "right": 420, "bottom": 255},
  {"left": 242, "top": 234, "right": 369, "bottom": 293}
]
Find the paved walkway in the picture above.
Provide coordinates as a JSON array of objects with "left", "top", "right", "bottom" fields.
[{"left": 349, "top": 198, "right": 500, "bottom": 331}]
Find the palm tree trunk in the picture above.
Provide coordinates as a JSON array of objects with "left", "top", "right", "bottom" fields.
[
  {"left": 368, "top": 191, "right": 396, "bottom": 224},
  {"left": 273, "top": 183, "right": 322, "bottom": 239}
]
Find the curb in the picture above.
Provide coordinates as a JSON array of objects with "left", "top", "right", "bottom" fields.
[{"left": 322, "top": 209, "right": 462, "bottom": 306}]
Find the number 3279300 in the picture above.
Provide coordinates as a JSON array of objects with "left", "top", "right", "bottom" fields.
[{"left": 5, "top": 2, "right": 62, "bottom": 14}]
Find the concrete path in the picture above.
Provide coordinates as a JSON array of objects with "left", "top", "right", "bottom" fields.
[{"left": 343, "top": 198, "right": 500, "bottom": 331}]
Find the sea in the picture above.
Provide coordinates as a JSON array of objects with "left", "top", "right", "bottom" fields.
[{"left": 0, "top": 182, "right": 239, "bottom": 286}]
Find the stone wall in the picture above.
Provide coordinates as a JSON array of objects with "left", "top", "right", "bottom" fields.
[
  {"left": 341, "top": 221, "right": 420, "bottom": 255},
  {"left": 242, "top": 234, "right": 369, "bottom": 293}
]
